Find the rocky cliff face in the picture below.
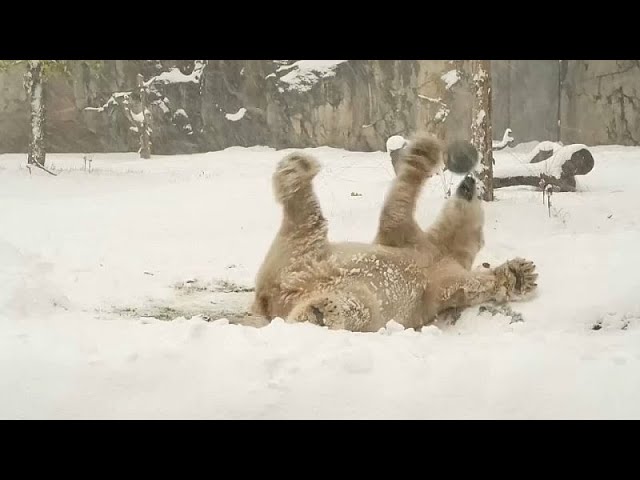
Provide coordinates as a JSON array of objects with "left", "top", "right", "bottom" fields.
[
  {"left": 200, "top": 60, "right": 474, "bottom": 152},
  {"left": 0, "top": 64, "right": 30, "bottom": 152},
  {"left": 0, "top": 60, "right": 638, "bottom": 155},
  {"left": 560, "top": 60, "right": 640, "bottom": 145},
  {"left": 0, "top": 60, "right": 474, "bottom": 154}
]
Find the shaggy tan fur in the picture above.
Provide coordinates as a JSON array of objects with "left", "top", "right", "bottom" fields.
[{"left": 249, "top": 133, "right": 538, "bottom": 332}]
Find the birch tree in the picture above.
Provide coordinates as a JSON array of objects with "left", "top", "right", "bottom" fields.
[
  {"left": 0, "top": 60, "right": 101, "bottom": 172},
  {"left": 470, "top": 60, "right": 494, "bottom": 201},
  {"left": 24, "top": 60, "right": 46, "bottom": 167}
]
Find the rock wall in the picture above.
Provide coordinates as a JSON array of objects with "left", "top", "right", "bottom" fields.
[
  {"left": 200, "top": 60, "right": 474, "bottom": 152},
  {"left": 0, "top": 63, "right": 30, "bottom": 152},
  {"left": 0, "top": 60, "right": 638, "bottom": 155},
  {"left": 0, "top": 60, "right": 474, "bottom": 154},
  {"left": 560, "top": 60, "right": 640, "bottom": 145},
  {"left": 493, "top": 60, "right": 561, "bottom": 143}
]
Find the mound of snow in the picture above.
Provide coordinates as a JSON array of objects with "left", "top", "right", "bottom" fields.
[
  {"left": 2, "top": 144, "right": 640, "bottom": 419},
  {"left": 225, "top": 108, "right": 247, "bottom": 122}
]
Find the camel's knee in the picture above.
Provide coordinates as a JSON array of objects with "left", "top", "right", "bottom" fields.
[{"left": 288, "top": 285, "right": 380, "bottom": 332}]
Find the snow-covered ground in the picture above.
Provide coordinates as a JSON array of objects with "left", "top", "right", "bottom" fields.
[{"left": 1, "top": 143, "right": 640, "bottom": 419}]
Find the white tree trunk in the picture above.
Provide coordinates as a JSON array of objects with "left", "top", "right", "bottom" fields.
[
  {"left": 24, "top": 60, "right": 46, "bottom": 167},
  {"left": 471, "top": 60, "right": 493, "bottom": 201}
]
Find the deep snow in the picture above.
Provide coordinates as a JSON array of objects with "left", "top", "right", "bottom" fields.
[{"left": 1, "top": 143, "right": 639, "bottom": 419}]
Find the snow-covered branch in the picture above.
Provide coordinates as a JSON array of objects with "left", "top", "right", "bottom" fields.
[
  {"left": 417, "top": 95, "right": 450, "bottom": 123},
  {"left": 84, "top": 91, "right": 133, "bottom": 114},
  {"left": 83, "top": 73, "right": 155, "bottom": 158},
  {"left": 492, "top": 128, "right": 515, "bottom": 151},
  {"left": 85, "top": 61, "right": 206, "bottom": 118}
]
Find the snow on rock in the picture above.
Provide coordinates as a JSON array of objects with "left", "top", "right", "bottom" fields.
[
  {"left": 131, "top": 110, "right": 144, "bottom": 124},
  {"left": 151, "top": 95, "right": 172, "bottom": 117},
  {"left": 277, "top": 60, "right": 348, "bottom": 93},
  {"left": 225, "top": 108, "right": 247, "bottom": 122},
  {"left": 174, "top": 109, "right": 188, "bottom": 119},
  {"left": 441, "top": 69, "right": 460, "bottom": 89},
  {"left": 473, "top": 68, "right": 489, "bottom": 83},
  {"left": 152, "top": 69, "right": 191, "bottom": 84},
  {"left": 417, "top": 95, "right": 450, "bottom": 123},
  {"left": 418, "top": 95, "right": 443, "bottom": 103},
  {"left": 434, "top": 106, "right": 450, "bottom": 123},
  {"left": 171, "top": 109, "right": 193, "bottom": 135},
  {"left": 386, "top": 135, "right": 408, "bottom": 152},
  {"left": 146, "top": 60, "right": 206, "bottom": 86},
  {"left": 2, "top": 144, "right": 640, "bottom": 419}
]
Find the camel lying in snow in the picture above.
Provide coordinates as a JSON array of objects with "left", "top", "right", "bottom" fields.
[{"left": 248, "top": 133, "right": 538, "bottom": 332}]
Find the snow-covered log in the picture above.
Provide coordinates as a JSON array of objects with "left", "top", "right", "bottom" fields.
[
  {"left": 525, "top": 141, "right": 564, "bottom": 163},
  {"left": 493, "top": 144, "right": 594, "bottom": 192}
]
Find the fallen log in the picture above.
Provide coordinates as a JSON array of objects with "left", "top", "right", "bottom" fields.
[
  {"left": 525, "top": 141, "right": 562, "bottom": 163},
  {"left": 493, "top": 144, "right": 594, "bottom": 192}
]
